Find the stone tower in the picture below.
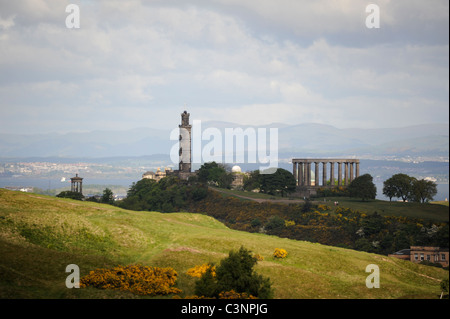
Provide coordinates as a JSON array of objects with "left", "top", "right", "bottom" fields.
[{"left": 179, "top": 110, "right": 191, "bottom": 173}]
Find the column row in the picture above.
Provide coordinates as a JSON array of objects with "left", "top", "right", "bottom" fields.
[{"left": 292, "top": 160, "right": 360, "bottom": 187}]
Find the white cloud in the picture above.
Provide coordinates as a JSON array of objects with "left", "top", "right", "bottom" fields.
[{"left": 0, "top": 0, "right": 448, "bottom": 134}]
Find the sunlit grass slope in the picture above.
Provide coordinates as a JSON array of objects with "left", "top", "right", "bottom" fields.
[{"left": 0, "top": 189, "right": 447, "bottom": 299}]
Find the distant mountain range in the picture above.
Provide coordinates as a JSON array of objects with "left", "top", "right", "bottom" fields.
[{"left": 0, "top": 122, "right": 448, "bottom": 159}]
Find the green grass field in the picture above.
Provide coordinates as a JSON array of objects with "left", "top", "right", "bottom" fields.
[{"left": 0, "top": 188, "right": 447, "bottom": 299}]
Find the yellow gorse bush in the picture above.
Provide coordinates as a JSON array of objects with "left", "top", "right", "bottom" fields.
[
  {"left": 273, "top": 248, "right": 288, "bottom": 259},
  {"left": 254, "top": 253, "right": 264, "bottom": 261},
  {"left": 218, "top": 290, "right": 257, "bottom": 299},
  {"left": 80, "top": 264, "right": 181, "bottom": 296},
  {"left": 186, "top": 264, "right": 216, "bottom": 278}
]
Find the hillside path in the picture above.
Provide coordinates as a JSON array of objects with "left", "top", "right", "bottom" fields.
[{"left": 210, "top": 187, "right": 307, "bottom": 204}]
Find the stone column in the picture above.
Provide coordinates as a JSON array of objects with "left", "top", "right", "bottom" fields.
[
  {"left": 350, "top": 162, "right": 354, "bottom": 182},
  {"left": 330, "top": 162, "right": 335, "bottom": 187},
  {"left": 306, "top": 162, "right": 311, "bottom": 186},
  {"left": 299, "top": 162, "right": 304, "bottom": 186},
  {"left": 337, "top": 162, "right": 342, "bottom": 186},
  {"left": 344, "top": 162, "right": 349, "bottom": 185},
  {"left": 322, "top": 162, "right": 327, "bottom": 187},
  {"left": 293, "top": 162, "right": 297, "bottom": 186},
  {"left": 314, "top": 162, "right": 319, "bottom": 187},
  {"left": 356, "top": 161, "right": 360, "bottom": 178}
]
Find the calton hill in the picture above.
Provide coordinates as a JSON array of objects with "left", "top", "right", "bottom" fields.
[
  {"left": 86, "top": 161, "right": 448, "bottom": 257},
  {"left": 1, "top": 161, "right": 449, "bottom": 300}
]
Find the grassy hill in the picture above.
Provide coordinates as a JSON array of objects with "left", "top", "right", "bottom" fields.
[
  {"left": 212, "top": 187, "right": 449, "bottom": 223},
  {"left": 0, "top": 188, "right": 448, "bottom": 299}
]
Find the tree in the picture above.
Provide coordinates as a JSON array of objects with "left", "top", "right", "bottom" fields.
[
  {"left": 411, "top": 179, "right": 438, "bottom": 203},
  {"left": 383, "top": 173, "right": 415, "bottom": 202},
  {"left": 243, "top": 170, "right": 261, "bottom": 191},
  {"left": 198, "top": 161, "right": 233, "bottom": 189},
  {"left": 194, "top": 246, "right": 273, "bottom": 298},
  {"left": 382, "top": 182, "right": 396, "bottom": 202},
  {"left": 259, "top": 168, "right": 296, "bottom": 197},
  {"left": 347, "top": 174, "right": 377, "bottom": 201},
  {"left": 119, "top": 176, "right": 188, "bottom": 212},
  {"left": 101, "top": 188, "right": 115, "bottom": 205}
]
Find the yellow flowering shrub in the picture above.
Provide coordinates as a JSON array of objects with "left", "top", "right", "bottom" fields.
[
  {"left": 218, "top": 290, "right": 257, "bottom": 299},
  {"left": 317, "top": 204, "right": 331, "bottom": 211},
  {"left": 273, "top": 248, "right": 288, "bottom": 259},
  {"left": 284, "top": 220, "right": 296, "bottom": 227},
  {"left": 254, "top": 253, "right": 264, "bottom": 261},
  {"left": 186, "top": 264, "right": 216, "bottom": 278},
  {"left": 80, "top": 264, "right": 181, "bottom": 296}
]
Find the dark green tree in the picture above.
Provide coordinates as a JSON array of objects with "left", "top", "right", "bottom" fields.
[
  {"left": 198, "top": 161, "right": 233, "bottom": 189},
  {"left": 194, "top": 265, "right": 217, "bottom": 297},
  {"left": 101, "top": 188, "right": 115, "bottom": 205},
  {"left": 382, "top": 182, "right": 396, "bottom": 202},
  {"left": 243, "top": 170, "right": 261, "bottom": 191},
  {"left": 347, "top": 174, "right": 377, "bottom": 201},
  {"left": 119, "top": 176, "right": 188, "bottom": 212},
  {"left": 259, "top": 168, "right": 296, "bottom": 197},
  {"left": 411, "top": 179, "right": 438, "bottom": 203},
  {"left": 383, "top": 173, "right": 416, "bottom": 202},
  {"left": 194, "top": 246, "right": 273, "bottom": 298}
]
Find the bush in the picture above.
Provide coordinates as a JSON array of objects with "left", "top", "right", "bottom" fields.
[
  {"left": 273, "top": 248, "right": 288, "bottom": 259},
  {"left": 187, "top": 264, "right": 216, "bottom": 278},
  {"left": 254, "top": 253, "right": 264, "bottom": 261},
  {"left": 80, "top": 264, "right": 181, "bottom": 296},
  {"left": 194, "top": 246, "right": 273, "bottom": 299},
  {"left": 56, "top": 191, "right": 84, "bottom": 200}
]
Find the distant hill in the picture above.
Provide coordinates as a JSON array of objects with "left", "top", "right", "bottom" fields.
[
  {"left": 0, "top": 188, "right": 447, "bottom": 299},
  {"left": 0, "top": 122, "right": 448, "bottom": 159}
]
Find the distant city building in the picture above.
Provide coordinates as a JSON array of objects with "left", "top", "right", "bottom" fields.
[
  {"left": 389, "top": 246, "right": 449, "bottom": 267},
  {"left": 3, "top": 186, "right": 33, "bottom": 193},
  {"left": 142, "top": 167, "right": 173, "bottom": 182}
]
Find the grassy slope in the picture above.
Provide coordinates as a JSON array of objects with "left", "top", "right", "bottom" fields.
[
  {"left": 213, "top": 187, "right": 449, "bottom": 222},
  {"left": 0, "top": 189, "right": 447, "bottom": 299},
  {"left": 315, "top": 197, "right": 449, "bottom": 222}
]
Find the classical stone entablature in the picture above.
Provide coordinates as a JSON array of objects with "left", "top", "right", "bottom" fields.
[{"left": 292, "top": 158, "right": 360, "bottom": 188}]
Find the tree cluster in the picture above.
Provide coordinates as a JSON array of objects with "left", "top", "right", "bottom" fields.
[
  {"left": 243, "top": 168, "right": 296, "bottom": 197},
  {"left": 383, "top": 173, "right": 438, "bottom": 203},
  {"left": 118, "top": 176, "right": 207, "bottom": 212}
]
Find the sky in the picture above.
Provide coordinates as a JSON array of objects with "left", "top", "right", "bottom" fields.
[{"left": 0, "top": 0, "right": 448, "bottom": 134}]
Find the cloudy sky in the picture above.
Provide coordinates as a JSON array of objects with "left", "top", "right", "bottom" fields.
[{"left": 0, "top": 0, "right": 448, "bottom": 134}]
